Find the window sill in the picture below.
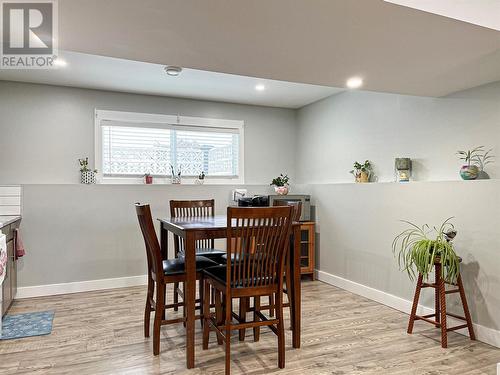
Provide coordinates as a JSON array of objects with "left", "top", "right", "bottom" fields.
[{"left": 98, "top": 177, "right": 245, "bottom": 185}]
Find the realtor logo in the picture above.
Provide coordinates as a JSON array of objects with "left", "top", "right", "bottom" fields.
[{"left": 1, "top": 0, "right": 58, "bottom": 68}]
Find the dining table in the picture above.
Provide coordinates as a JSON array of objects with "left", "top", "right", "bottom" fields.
[{"left": 158, "top": 214, "right": 302, "bottom": 369}]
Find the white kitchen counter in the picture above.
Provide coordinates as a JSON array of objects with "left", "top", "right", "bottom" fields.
[{"left": 0, "top": 215, "right": 21, "bottom": 228}]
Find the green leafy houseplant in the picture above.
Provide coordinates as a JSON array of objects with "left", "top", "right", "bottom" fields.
[
  {"left": 392, "top": 217, "right": 460, "bottom": 283},
  {"left": 350, "top": 160, "right": 372, "bottom": 182},
  {"left": 270, "top": 174, "right": 289, "bottom": 187}
]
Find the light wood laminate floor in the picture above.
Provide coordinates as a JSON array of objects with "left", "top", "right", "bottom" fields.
[{"left": 1, "top": 281, "right": 499, "bottom": 374}]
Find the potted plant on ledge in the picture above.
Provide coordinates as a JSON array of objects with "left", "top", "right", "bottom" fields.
[
  {"left": 392, "top": 217, "right": 460, "bottom": 283},
  {"left": 270, "top": 174, "right": 290, "bottom": 195},
  {"left": 350, "top": 160, "right": 372, "bottom": 183}
]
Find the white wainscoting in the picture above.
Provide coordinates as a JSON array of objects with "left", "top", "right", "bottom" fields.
[{"left": 316, "top": 269, "right": 500, "bottom": 349}]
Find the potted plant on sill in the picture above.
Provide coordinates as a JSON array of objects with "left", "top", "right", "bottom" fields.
[
  {"left": 350, "top": 160, "right": 372, "bottom": 183},
  {"left": 78, "top": 157, "right": 98, "bottom": 184},
  {"left": 392, "top": 217, "right": 460, "bottom": 283},
  {"left": 270, "top": 174, "right": 290, "bottom": 195},
  {"left": 196, "top": 171, "right": 206, "bottom": 185}
]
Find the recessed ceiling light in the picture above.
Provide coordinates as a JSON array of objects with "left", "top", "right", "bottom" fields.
[
  {"left": 346, "top": 76, "right": 363, "bottom": 89},
  {"left": 53, "top": 58, "right": 67, "bottom": 67},
  {"left": 165, "top": 66, "right": 183, "bottom": 76},
  {"left": 255, "top": 84, "right": 266, "bottom": 91}
]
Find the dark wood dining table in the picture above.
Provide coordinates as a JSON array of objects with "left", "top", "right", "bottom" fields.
[{"left": 158, "top": 215, "right": 302, "bottom": 369}]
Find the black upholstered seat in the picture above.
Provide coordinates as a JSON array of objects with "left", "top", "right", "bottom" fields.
[
  {"left": 162, "top": 256, "right": 218, "bottom": 276},
  {"left": 203, "top": 265, "right": 275, "bottom": 287},
  {"left": 179, "top": 248, "right": 227, "bottom": 263}
]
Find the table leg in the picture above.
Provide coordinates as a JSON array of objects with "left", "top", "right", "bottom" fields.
[
  {"left": 185, "top": 231, "right": 196, "bottom": 368},
  {"left": 160, "top": 223, "right": 168, "bottom": 260},
  {"left": 290, "top": 224, "right": 301, "bottom": 348}
]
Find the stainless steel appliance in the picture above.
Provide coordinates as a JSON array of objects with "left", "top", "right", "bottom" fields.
[{"left": 268, "top": 194, "right": 311, "bottom": 221}]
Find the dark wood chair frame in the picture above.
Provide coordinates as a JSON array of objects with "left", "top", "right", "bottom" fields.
[
  {"left": 240, "top": 201, "right": 302, "bottom": 328},
  {"left": 202, "top": 206, "right": 293, "bottom": 375},
  {"left": 170, "top": 199, "right": 219, "bottom": 313},
  {"left": 136, "top": 203, "right": 209, "bottom": 355}
]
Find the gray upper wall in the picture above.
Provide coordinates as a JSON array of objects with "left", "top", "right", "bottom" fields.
[
  {"left": 0, "top": 80, "right": 297, "bottom": 185},
  {"left": 295, "top": 82, "right": 500, "bottom": 183}
]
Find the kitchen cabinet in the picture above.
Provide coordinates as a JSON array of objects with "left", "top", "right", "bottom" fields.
[
  {"left": 1, "top": 217, "right": 20, "bottom": 316},
  {"left": 299, "top": 222, "right": 315, "bottom": 279}
]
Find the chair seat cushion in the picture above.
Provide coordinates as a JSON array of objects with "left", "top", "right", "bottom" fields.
[
  {"left": 163, "top": 256, "right": 218, "bottom": 276},
  {"left": 203, "top": 265, "right": 275, "bottom": 287},
  {"left": 179, "top": 248, "right": 226, "bottom": 263}
]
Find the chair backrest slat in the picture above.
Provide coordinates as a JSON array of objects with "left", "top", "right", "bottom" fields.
[
  {"left": 135, "top": 203, "right": 163, "bottom": 278},
  {"left": 226, "top": 207, "right": 292, "bottom": 290},
  {"left": 170, "top": 199, "right": 216, "bottom": 252}
]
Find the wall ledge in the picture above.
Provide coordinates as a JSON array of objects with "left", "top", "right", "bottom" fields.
[{"left": 316, "top": 269, "right": 500, "bottom": 349}]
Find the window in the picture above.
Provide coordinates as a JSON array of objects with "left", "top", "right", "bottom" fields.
[{"left": 95, "top": 110, "right": 244, "bottom": 183}]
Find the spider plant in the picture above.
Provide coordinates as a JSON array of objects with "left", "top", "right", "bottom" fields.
[
  {"left": 392, "top": 217, "right": 460, "bottom": 283},
  {"left": 475, "top": 147, "right": 494, "bottom": 171}
]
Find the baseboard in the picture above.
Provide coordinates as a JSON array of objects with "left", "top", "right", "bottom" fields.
[
  {"left": 16, "top": 275, "right": 148, "bottom": 299},
  {"left": 316, "top": 269, "right": 500, "bottom": 349}
]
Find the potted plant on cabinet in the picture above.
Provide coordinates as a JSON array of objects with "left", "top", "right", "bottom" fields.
[
  {"left": 392, "top": 217, "right": 460, "bottom": 283},
  {"left": 270, "top": 174, "right": 290, "bottom": 195},
  {"left": 350, "top": 160, "right": 372, "bottom": 183}
]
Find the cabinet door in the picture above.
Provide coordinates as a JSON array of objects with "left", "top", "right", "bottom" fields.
[{"left": 2, "top": 241, "right": 13, "bottom": 315}]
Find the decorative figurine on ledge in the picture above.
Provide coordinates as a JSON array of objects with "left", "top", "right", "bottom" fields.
[
  {"left": 170, "top": 164, "right": 182, "bottom": 184},
  {"left": 395, "top": 158, "right": 412, "bottom": 182},
  {"left": 196, "top": 171, "right": 206, "bottom": 185}
]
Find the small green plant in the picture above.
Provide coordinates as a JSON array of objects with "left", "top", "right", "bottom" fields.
[
  {"left": 457, "top": 146, "right": 488, "bottom": 167},
  {"left": 78, "top": 157, "right": 97, "bottom": 173},
  {"left": 270, "top": 174, "right": 289, "bottom": 187},
  {"left": 198, "top": 171, "right": 206, "bottom": 180},
  {"left": 392, "top": 217, "right": 460, "bottom": 283},
  {"left": 475, "top": 148, "right": 494, "bottom": 171},
  {"left": 350, "top": 160, "right": 372, "bottom": 176}
]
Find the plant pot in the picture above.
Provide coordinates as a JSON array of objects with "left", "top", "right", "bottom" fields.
[
  {"left": 144, "top": 175, "right": 153, "bottom": 184},
  {"left": 355, "top": 171, "right": 369, "bottom": 183},
  {"left": 80, "top": 170, "right": 96, "bottom": 184},
  {"left": 195, "top": 179, "right": 205, "bottom": 185},
  {"left": 460, "top": 165, "right": 479, "bottom": 180},
  {"left": 274, "top": 185, "right": 289, "bottom": 195}
]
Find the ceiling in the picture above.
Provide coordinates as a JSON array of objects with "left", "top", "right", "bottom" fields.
[
  {"left": 385, "top": 0, "right": 500, "bottom": 31},
  {"left": 55, "top": 0, "right": 500, "bottom": 97},
  {"left": 0, "top": 51, "right": 342, "bottom": 108}
]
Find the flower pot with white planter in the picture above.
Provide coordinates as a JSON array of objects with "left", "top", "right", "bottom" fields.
[{"left": 270, "top": 174, "right": 290, "bottom": 195}]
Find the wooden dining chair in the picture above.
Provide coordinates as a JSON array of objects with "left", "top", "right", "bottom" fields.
[
  {"left": 135, "top": 203, "right": 218, "bottom": 355},
  {"left": 170, "top": 199, "right": 226, "bottom": 311},
  {"left": 223, "top": 201, "right": 301, "bottom": 332},
  {"left": 202, "top": 206, "right": 293, "bottom": 375}
]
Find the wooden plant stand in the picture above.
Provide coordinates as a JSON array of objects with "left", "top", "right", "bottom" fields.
[{"left": 407, "top": 260, "right": 476, "bottom": 348}]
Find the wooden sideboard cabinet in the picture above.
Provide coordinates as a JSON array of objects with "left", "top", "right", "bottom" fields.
[
  {"left": 1, "top": 218, "right": 20, "bottom": 316},
  {"left": 299, "top": 221, "right": 315, "bottom": 280}
]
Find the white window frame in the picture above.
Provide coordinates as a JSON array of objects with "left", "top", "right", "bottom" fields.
[{"left": 95, "top": 109, "right": 245, "bottom": 184}]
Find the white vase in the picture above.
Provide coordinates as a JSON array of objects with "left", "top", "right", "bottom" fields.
[{"left": 274, "top": 186, "right": 289, "bottom": 195}]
